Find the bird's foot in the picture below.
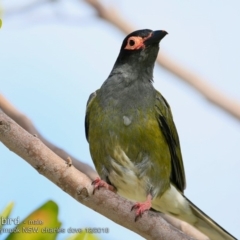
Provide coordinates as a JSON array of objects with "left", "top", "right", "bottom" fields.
[
  {"left": 92, "top": 177, "right": 116, "bottom": 194},
  {"left": 131, "top": 195, "right": 152, "bottom": 221}
]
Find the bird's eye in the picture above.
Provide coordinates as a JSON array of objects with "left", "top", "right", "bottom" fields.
[
  {"left": 125, "top": 36, "right": 144, "bottom": 50},
  {"left": 129, "top": 40, "right": 135, "bottom": 46}
]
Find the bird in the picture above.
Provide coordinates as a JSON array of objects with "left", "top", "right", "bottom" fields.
[{"left": 85, "top": 29, "right": 236, "bottom": 240}]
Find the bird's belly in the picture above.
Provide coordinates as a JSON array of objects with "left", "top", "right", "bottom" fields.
[
  {"left": 106, "top": 146, "right": 161, "bottom": 202},
  {"left": 109, "top": 169, "right": 148, "bottom": 203}
]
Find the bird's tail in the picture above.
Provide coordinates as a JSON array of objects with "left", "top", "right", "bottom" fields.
[
  {"left": 154, "top": 185, "right": 236, "bottom": 240},
  {"left": 182, "top": 196, "right": 236, "bottom": 240}
]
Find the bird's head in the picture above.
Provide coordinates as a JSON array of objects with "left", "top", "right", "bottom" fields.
[{"left": 114, "top": 29, "right": 168, "bottom": 69}]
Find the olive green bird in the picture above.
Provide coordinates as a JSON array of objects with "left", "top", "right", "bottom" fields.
[{"left": 85, "top": 29, "right": 236, "bottom": 240}]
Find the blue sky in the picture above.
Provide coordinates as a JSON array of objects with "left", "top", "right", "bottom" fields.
[{"left": 0, "top": 1, "right": 240, "bottom": 239}]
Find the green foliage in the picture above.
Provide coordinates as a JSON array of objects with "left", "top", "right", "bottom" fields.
[
  {"left": 6, "top": 200, "right": 61, "bottom": 240},
  {"left": 0, "top": 202, "right": 14, "bottom": 230},
  {"left": 0, "top": 201, "right": 101, "bottom": 240},
  {"left": 0, "top": 19, "right": 2, "bottom": 28},
  {"left": 66, "top": 232, "right": 100, "bottom": 240}
]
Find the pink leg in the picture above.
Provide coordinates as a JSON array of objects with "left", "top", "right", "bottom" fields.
[
  {"left": 131, "top": 194, "right": 152, "bottom": 221},
  {"left": 92, "top": 177, "right": 116, "bottom": 194}
]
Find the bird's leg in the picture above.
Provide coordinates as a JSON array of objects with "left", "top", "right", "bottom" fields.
[
  {"left": 92, "top": 177, "right": 116, "bottom": 194},
  {"left": 131, "top": 194, "right": 152, "bottom": 221}
]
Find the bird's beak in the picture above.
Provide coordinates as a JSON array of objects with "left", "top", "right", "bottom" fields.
[{"left": 145, "top": 30, "right": 168, "bottom": 45}]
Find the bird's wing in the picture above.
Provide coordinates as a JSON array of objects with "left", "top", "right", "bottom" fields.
[
  {"left": 85, "top": 90, "right": 98, "bottom": 141},
  {"left": 155, "top": 90, "right": 186, "bottom": 192}
]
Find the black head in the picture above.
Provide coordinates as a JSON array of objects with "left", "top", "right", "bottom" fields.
[{"left": 115, "top": 29, "right": 168, "bottom": 67}]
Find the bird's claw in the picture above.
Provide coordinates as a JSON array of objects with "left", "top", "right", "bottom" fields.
[
  {"left": 92, "top": 177, "right": 116, "bottom": 194},
  {"left": 131, "top": 196, "right": 152, "bottom": 221}
]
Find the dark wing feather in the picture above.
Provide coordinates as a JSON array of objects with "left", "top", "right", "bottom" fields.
[
  {"left": 85, "top": 91, "right": 97, "bottom": 141},
  {"left": 155, "top": 91, "right": 186, "bottom": 192}
]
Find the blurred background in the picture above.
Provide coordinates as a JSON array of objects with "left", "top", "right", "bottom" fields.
[{"left": 0, "top": 0, "right": 240, "bottom": 239}]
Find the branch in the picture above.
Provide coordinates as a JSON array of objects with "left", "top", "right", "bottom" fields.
[
  {"left": 84, "top": 0, "right": 240, "bottom": 121},
  {"left": 0, "top": 111, "right": 198, "bottom": 240},
  {"left": 0, "top": 93, "right": 98, "bottom": 180}
]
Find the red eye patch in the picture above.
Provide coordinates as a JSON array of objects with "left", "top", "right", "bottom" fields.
[{"left": 124, "top": 32, "right": 152, "bottom": 50}]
